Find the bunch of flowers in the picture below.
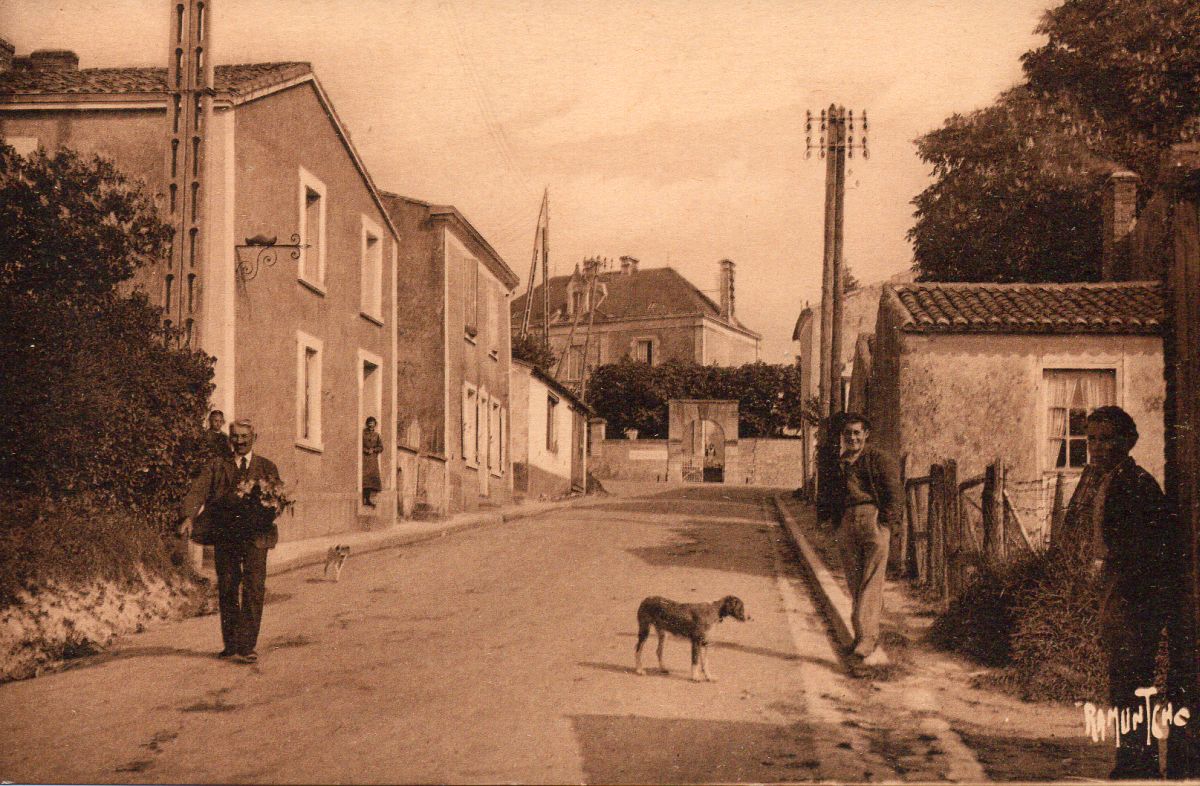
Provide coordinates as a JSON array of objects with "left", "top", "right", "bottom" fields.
[{"left": 234, "top": 477, "right": 295, "bottom": 523}]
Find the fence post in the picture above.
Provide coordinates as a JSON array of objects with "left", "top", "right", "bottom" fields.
[
  {"left": 982, "top": 458, "right": 1005, "bottom": 563},
  {"left": 1049, "top": 471, "right": 1066, "bottom": 550},
  {"left": 896, "top": 453, "right": 909, "bottom": 576},
  {"left": 944, "top": 458, "right": 960, "bottom": 598},
  {"left": 928, "top": 462, "right": 945, "bottom": 597}
]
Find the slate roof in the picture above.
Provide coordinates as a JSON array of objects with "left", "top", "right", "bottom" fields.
[
  {"left": 511, "top": 266, "right": 760, "bottom": 337},
  {"left": 885, "top": 281, "right": 1163, "bottom": 334},
  {"left": 0, "top": 62, "right": 312, "bottom": 99}
]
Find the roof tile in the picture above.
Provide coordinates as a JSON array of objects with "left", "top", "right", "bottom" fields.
[
  {"left": 0, "top": 62, "right": 311, "bottom": 98},
  {"left": 888, "top": 281, "right": 1163, "bottom": 334}
]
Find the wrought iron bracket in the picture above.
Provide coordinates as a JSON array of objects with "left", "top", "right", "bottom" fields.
[{"left": 234, "top": 233, "right": 308, "bottom": 282}]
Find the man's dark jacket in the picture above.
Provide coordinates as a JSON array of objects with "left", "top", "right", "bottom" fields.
[
  {"left": 1099, "top": 458, "right": 1172, "bottom": 602},
  {"left": 181, "top": 454, "right": 282, "bottom": 549},
  {"left": 817, "top": 446, "right": 903, "bottom": 528}
]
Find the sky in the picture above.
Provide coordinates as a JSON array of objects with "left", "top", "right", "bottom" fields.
[{"left": 1, "top": 0, "right": 1051, "bottom": 362}]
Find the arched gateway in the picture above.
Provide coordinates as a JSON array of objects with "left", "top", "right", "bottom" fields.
[{"left": 668, "top": 399, "right": 739, "bottom": 484}]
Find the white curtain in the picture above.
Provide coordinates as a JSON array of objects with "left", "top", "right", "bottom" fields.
[{"left": 1044, "top": 369, "right": 1117, "bottom": 468}]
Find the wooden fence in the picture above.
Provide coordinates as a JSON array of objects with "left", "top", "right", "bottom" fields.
[{"left": 902, "top": 455, "right": 1037, "bottom": 600}]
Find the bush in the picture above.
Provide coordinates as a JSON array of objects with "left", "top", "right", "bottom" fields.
[
  {"left": 0, "top": 144, "right": 214, "bottom": 602},
  {"left": 931, "top": 550, "right": 1106, "bottom": 702}
]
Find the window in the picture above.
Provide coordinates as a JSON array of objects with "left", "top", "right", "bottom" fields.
[
  {"left": 633, "top": 338, "right": 655, "bottom": 366},
  {"left": 298, "top": 167, "right": 326, "bottom": 290},
  {"left": 296, "top": 332, "right": 324, "bottom": 450},
  {"left": 361, "top": 215, "right": 383, "bottom": 322},
  {"left": 572, "top": 290, "right": 586, "bottom": 314},
  {"left": 1044, "top": 369, "right": 1117, "bottom": 471},
  {"left": 498, "top": 407, "right": 506, "bottom": 470},
  {"left": 464, "top": 258, "right": 479, "bottom": 336},
  {"left": 462, "top": 384, "right": 478, "bottom": 466},
  {"left": 488, "top": 289, "right": 500, "bottom": 355},
  {"left": 567, "top": 345, "right": 585, "bottom": 379},
  {"left": 547, "top": 393, "right": 559, "bottom": 452},
  {"left": 490, "top": 400, "right": 502, "bottom": 474}
]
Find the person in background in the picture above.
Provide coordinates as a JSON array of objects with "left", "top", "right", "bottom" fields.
[
  {"left": 1061, "top": 406, "right": 1170, "bottom": 780},
  {"left": 362, "top": 416, "right": 383, "bottom": 508},
  {"left": 205, "top": 409, "right": 232, "bottom": 460}
]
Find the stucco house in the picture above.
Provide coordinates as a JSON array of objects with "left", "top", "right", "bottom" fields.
[
  {"left": 382, "top": 193, "right": 520, "bottom": 515},
  {"left": 866, "top": 281, "right": 1165, "bottom": 536},
  {"left": 512, "top": 257, "right": 761, "bottom": 389},
  {"left": 0, "top": 50, "right": 399, "bottom": 540},
  {"left": 509, "top": 359, "right": 589, "bottom": 499}
]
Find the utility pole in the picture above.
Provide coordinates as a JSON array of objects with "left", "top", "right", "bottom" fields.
[
  {"left": 807, "top": 104, "right": 867, "bottom": 419},
  {"left": 163, "top": 0, "right": 213, "bottom": 347},
  {"left": 519, "top": 188, "right": 548, "bottom": 338}
]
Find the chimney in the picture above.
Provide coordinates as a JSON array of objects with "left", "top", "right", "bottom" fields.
[
  {"left": 1101, "top": 170, "right": 1139, "bottom": 281},
  {"left": 620, "top": 255, "right": 638, "bottom": 275},
  {"left": 719, "top": 258, "right": 735, "bottom": 320},
  {"left": 29, "top": 49, "right": 79, "bottom": 72},
  {"left": 0, "top": 39, "right": 13, "bottom": 72}
]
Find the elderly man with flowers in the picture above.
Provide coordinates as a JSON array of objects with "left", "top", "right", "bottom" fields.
[{"left": 179, "top": 419, "right": 290, "bottom": 664}]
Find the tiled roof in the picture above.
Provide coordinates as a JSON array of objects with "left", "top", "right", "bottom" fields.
[
  {"left": 512, "top": 266, "right": 759, "bottom": 337},
  {"left": 0, "top": 62, "right": 311, "bottom": 98},
  {"left": 885, "top": 281, "right": 1163, "bottom": 334}
]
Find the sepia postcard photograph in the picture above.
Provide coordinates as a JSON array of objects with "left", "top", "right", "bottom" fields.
[{"left": 1, "top": 0, "right": 1199, "bottom": 783}]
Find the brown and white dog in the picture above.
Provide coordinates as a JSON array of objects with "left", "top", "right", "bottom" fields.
[
  {"left": 323, "top": 544, "right": 350, "bottom": 582},
  {"left": 635, "top": 595, "right": 748, "bottom": 681}
]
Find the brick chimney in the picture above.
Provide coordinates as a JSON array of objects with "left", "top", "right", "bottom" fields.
[
  {"left": 0, "top": 39, "right": 13, "bottom": 72},
  {"left": 620, "top": 255, "right": 638, "bottom": 275},
  {"left": 29, "top": 49, "right": 79, "bottom": 71},
  {"left": 719, "top": 258, "right": 735, "bottom": 320},
  {"left": 1101, "top": 170, "right": 1139, "bottom": 281}
]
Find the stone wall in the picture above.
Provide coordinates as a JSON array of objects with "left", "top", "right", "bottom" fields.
[{"left": 591, "top": 437, "right": 803, "bottom": 486}]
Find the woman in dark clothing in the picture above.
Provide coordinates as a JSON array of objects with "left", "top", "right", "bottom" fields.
[{"left": 362, "top": 416, "right": 383, "bottom": 507}]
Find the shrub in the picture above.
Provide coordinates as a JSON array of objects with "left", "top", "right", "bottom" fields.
[
  {"left": 931, "top": 550, "right": 1106, "bottom": 702},
  {"left": 0, "top": 144, "right": 214, "bottom": 602}
]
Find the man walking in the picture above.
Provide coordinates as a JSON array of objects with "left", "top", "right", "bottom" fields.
[
  {"left": 179, "top": 419, "right": 281, "bottom": 664},
  {"left": 1061, "top": 406, "right": 1170, "bottom": 779},
  {"left": 818, "top": 413, "right": 902, "bottom": 665}
]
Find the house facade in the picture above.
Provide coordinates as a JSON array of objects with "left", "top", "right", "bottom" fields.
[
  {"left": 382, "top": 193, "right": 519, "bottom": 515},
  {"left": 868, "top": 281, "right": 1165, "bottom": 540},
  {"left": 0, "top": 52, "right": 399, "bottom": 540},
  {"left": 512, "top": 257, "right": 761, "bottom": 389},
  {"left": 509, "top": 359, "right": 588, "bottom": 499}
]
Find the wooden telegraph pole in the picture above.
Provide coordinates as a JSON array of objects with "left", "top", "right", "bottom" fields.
[{"left": 807, "top": 104, "right": 867, "bottom": 419}]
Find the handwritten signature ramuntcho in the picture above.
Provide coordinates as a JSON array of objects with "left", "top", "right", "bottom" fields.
[{"left": 1078, "top": 687, "right": 1190, "bottom": 746}]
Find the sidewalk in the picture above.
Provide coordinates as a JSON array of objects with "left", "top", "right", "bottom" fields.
[{"left": 261, "top": 495, "right": 587, "bottom": 577}]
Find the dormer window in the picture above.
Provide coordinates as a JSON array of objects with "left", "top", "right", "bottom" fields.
[{"left": 571, "top": 290, "right": 586, "bottom": 314}]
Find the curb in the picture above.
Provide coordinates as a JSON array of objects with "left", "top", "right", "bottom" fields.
[
  {"left": 266, "top": 497, "right": 581, "bottom": 577},
  {"left": 770, "top": 494, "right": 890, "bottom": 666}
]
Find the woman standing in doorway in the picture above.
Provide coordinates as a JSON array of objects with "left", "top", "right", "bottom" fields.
[{"left": 362, "top": 416, "right": 383, "bottom": 507}]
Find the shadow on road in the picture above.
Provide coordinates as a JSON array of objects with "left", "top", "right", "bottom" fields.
[
  {"left": 570, "top": 713, "right": 820, "bottom": 783},
  {"left": 626, "top": 518, "right": 776, "bottom": 578},
  {"left": 955, "top": 727, "right": 1110, "bottom": 781}
]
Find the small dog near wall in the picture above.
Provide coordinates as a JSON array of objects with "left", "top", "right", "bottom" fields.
[
  {"left": 323, "top": 544, "right": 350, "bottom": 582},
  {"left": 635, "top": 595, "right": 748, "bottom": 682}
]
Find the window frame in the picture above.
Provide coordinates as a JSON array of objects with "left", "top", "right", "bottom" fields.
[
  {"left": 462, "top": 383, "right": 479, "bottom": 468},
  {"left": 1040, "top": 364, "right": 1120, "bottom": 475},
  {"left": 360, "top": 214, "right": 384, "bottom": 324},
  {"left": 296, "top": 330, "right": 324, "bottom": 452},
  {"left": 631, "top": 336, "right": 657, "bottom": 366},
  {"left": 298, "top": 167, "right": 327, "bottom": 293},
  {"left": 547, "top": 392, "right": 560, "bottom": 453}
]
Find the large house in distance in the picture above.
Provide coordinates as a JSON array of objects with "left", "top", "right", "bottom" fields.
[
  {"left": 0, "top": 46, "right": 400, "bottom": 540},
  {"left": 382, "top": 193, "right": 520, "bottom": 515},
  {"left": 512, "top": 257, "right": 761, "bottom": 389}
]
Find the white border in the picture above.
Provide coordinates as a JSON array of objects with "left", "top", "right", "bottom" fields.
[{"left": 296, "top": 330, "right": 324, "bottom": 452}]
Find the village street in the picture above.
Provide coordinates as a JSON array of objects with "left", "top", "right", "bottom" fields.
[{"left": 0, "top": 485, "right": 1106, "bottom": 784}]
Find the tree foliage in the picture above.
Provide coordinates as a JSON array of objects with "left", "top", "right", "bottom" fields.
[
  {"left": 0, "top": 144, "right": 214, "bottom": 538},
  {"left": 510, "top": 332, "right": 556, "bottom": 374},
  {"left": 910, "top": 0, "right": 1200, "bottom": 283},
  {"left": 585, "top": 359, "right": 805, "bottom": 439}
]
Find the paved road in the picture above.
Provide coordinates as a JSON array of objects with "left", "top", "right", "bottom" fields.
[{"left": 1, "top": 486, "right": 923, "bottom": 784}]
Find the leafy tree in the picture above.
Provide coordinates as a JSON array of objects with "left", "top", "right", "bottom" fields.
[
  {"left": 585, "top": 359, "right": 805, "bottom": 439},
  {"left": 910, "top": 0, "right": 1200, "bottom": 283},
  {"left": 510, "top": 332, "right": 556, "bottom": 374},
  {"left": 0, "top": 144, "right": 214, "bottom": 537},
  {"left": 910, "top": 88, "right": 1104, "bottom": 282}
]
